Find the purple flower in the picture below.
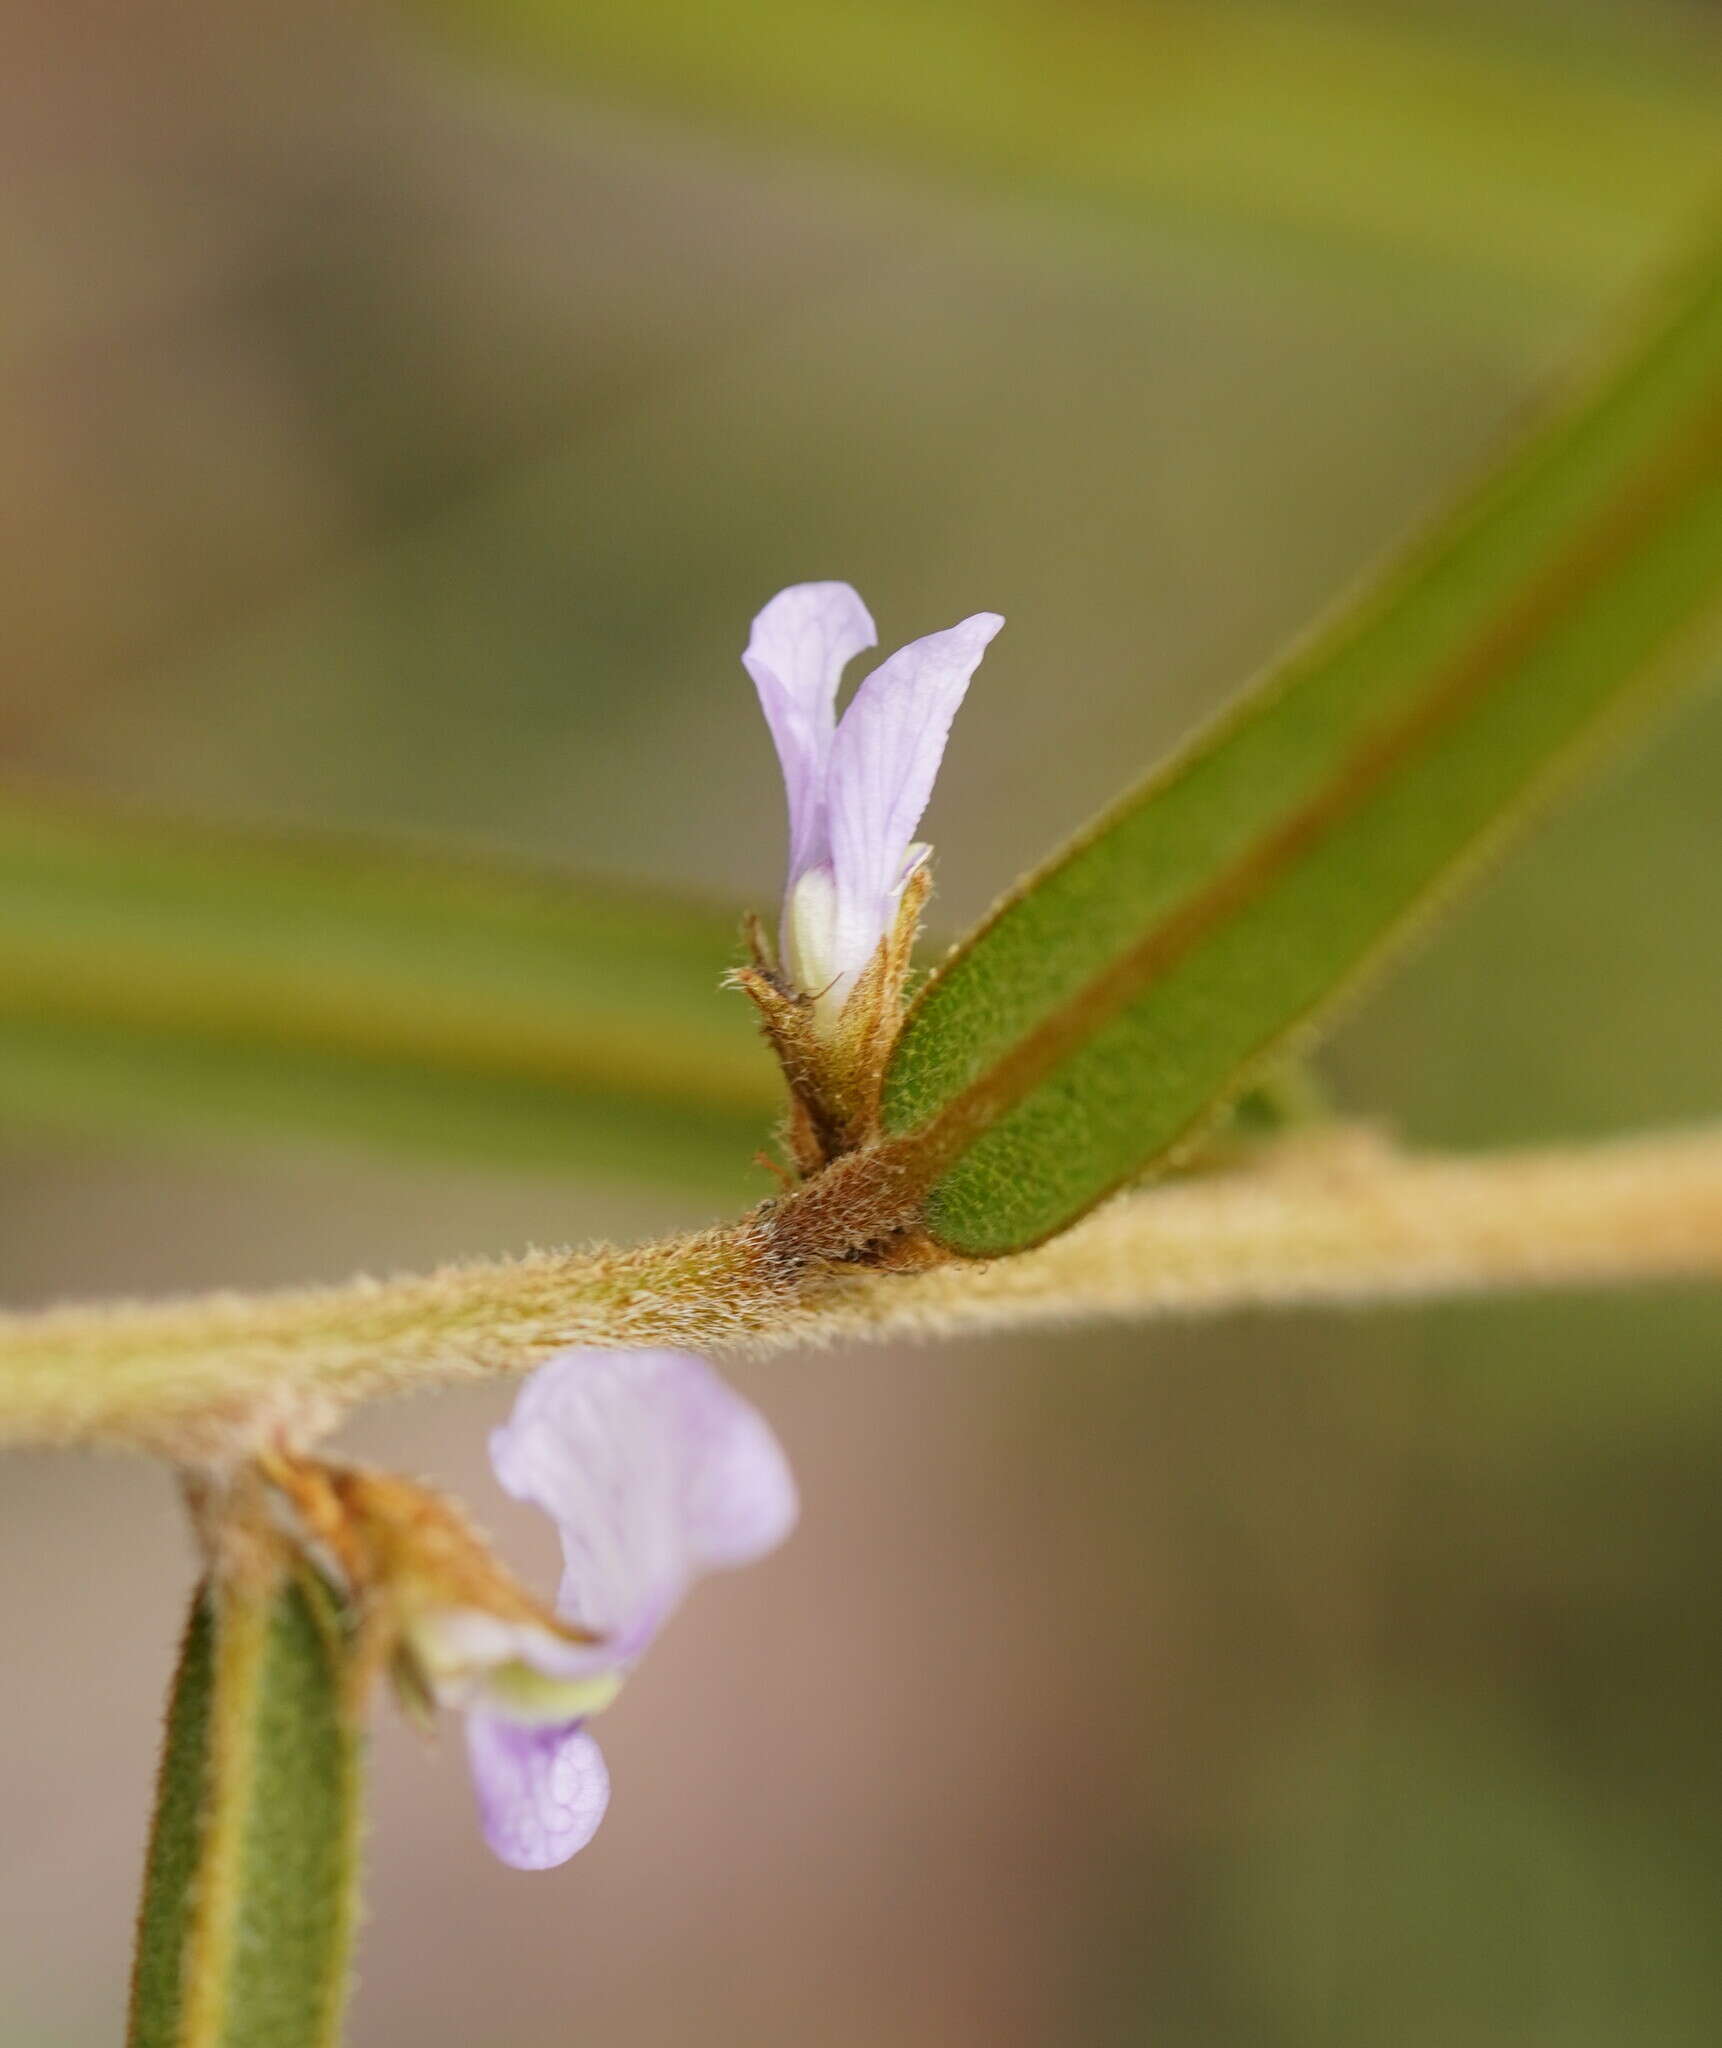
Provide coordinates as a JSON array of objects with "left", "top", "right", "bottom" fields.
[
  {"left": 458, "top": 1348, "right": 798, "bottom": 1869},
  {"left": 744, "top": 582, "right": 1003, "bottom": 1022}
]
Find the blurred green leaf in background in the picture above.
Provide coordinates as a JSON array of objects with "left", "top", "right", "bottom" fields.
[
  {"left": 0, "top": 795, "right": 772, "bottom": 1195},
  {"left": 424, "top": 0, "right": 1722, "bottom": 326}
]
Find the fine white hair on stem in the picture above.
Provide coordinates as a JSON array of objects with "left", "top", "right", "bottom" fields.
[{"left": 2, "top": 1123, "right": 1720, "bottom": 1460}]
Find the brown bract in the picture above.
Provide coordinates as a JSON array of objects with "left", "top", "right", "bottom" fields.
[
  {"left": 258, "top": 1450, "right": 594, "bottom": 1719},
  {"left": 729, "top": 864, "right": 942, "bottom": 1268}
]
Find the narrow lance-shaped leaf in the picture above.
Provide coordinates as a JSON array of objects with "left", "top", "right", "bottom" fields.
[
  {"left": 882, "top": 235, "right": 1722, "bottom": 1256},
  {"left": 0, "top": 798, "right": 777, "bottom": 1196},
  {"left": 416, "top": 0, "right": 1722, "bottom": 326},
  {"left": 129, "top": 1556, "right": 362, "bottom": 2048}
]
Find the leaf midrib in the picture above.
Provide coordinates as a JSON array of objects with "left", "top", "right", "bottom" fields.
[{"left": 891, "top": 392, "right": 1722, "bottom": 1188}]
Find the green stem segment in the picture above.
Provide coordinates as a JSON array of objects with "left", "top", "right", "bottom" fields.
[{"left": 129, "top": 1558, "right": 362, "bottom": 2048}]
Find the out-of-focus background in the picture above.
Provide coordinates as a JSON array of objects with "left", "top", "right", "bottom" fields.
[{"left": 4, "top": 1, "right": 1722, "bottom": 2041}]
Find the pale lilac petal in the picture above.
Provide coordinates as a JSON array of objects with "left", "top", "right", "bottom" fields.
[
  {"left": 743, "top": 581, "right": 877, "bottom": 881},
  {"left": 490, "top": 1349, "right": 797, "bottom": 1659},
  {"left": 467, "top": 1715, "right": 610, "bottom": 1870},
  {"left": 826, "top": 611, "right": 1002, "bottom": 979},
  {"left": 672, "top": 1351, "right": 801, "bottom": 1568}
]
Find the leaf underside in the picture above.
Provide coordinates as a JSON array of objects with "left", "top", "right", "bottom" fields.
[
  {"left": 883, "top": 239, "right": 1722, "bottom": 1256},
  {"left": 130, "top": 1595, "right": 217, "bottom": 2048},
  {"left": 128, "top": 1568, "right": 361, "bottom": 2048}
]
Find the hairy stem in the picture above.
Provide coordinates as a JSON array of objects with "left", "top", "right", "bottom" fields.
[{"left": 3, "top": 1124, "right": 1720, "bottom": 1460}]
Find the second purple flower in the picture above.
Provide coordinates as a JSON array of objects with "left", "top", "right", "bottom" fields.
[{"left": 744, "top": 582, "right": 1003, "bottom": 1026}]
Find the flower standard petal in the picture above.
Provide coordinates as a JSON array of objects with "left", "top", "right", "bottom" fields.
[
  {"left": 488, "top": 1348, "right": 798, "bottom": 1660},
  {"left": 466, "top": 1715, "right": 611, "bottom": 1871},
  {"left": 743, "top": 581, "right": 877, "bottom": 885},
  {"left": 824, "top": 610, "right": 1003, "bottom": 995}
]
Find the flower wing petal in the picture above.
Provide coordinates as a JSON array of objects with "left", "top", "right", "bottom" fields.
[
  {"left": 490, "top": 1349, "right": 797, "bottom": 1656},
  {"left": 466, "top": 1715, "right": 610, "bottom": 1869},
  {"left": 826, "top": 611, "right": 1002, "bottom": 976},
  {"left": 743, "top": 581, "right": 877, "bottom": 881}
]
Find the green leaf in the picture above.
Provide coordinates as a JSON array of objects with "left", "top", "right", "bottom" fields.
[
  {"left": 417, "top": 0, "right": 1722, "bottom": 327},
  {"left": 0, "top": 798, "right": 777, "bottom": 1195},
  {"left": 129, "top": 1563, "right": 362, "bottom": 2048},
  {"left": 883, "top": 238, "right": 1722, "bottom": 1256}
]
